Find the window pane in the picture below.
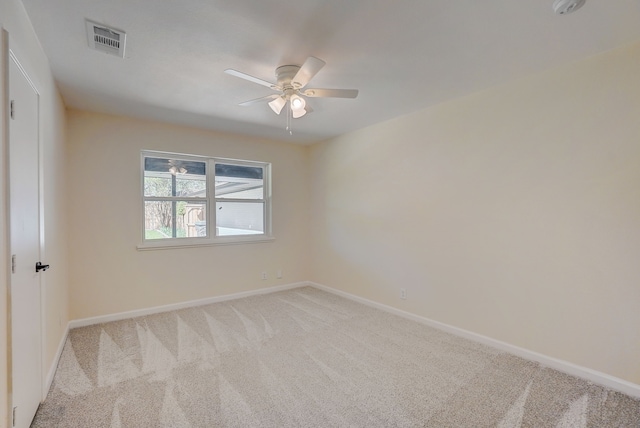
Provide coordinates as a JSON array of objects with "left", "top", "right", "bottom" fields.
[
  {"left": 216, "top": 202, "right": 264, "bottom": 236},
  {"left": 144, "top": 157, "right": 206, "bottom": 198},
  {"left": 144, "top": 176, "right": 172, "bottom": 197},
  {"left": 176, "top": 175, "right": 206, "bottom": 197},
  {"left": 180, "top": 201, "right": 207, "bottom": 238},
  {"left": 145, "top": 201, "right": 206, "bottom": 239},
  {"left": 215, "top": 163, "right": 264, "bottom": 199},
  {"left": 144, "top": 201, "right": 172, "bottom": 239}
]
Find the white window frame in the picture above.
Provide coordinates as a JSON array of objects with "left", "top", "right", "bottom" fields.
[{"left": 138, "top": 150, "right": 273, "bottom": 250}]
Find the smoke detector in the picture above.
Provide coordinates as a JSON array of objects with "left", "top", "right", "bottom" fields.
[
  {"left": 85, "top": 20, "right": 126, "bottom": 57},
  {"left": 553, "top": 0, "right": 586, "bottom": 15}
]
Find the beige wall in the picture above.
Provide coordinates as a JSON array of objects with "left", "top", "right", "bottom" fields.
[
  {"left": 1, "top": 0, "right": 69, "bottom": 424},
  {"left": 309, "top": 43, "right": 640, "bottom": 384},
  {"left": 66, "top": 110, "right": 310, "bottom": 319}
]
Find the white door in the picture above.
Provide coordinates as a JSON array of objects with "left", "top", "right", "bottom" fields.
[{"left": 9, "top": 51, "right": 43, "bottom": 428}]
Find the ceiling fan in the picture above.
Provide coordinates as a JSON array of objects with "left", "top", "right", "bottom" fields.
[{"left": 225, "top": 57, "right": 358, "bottom": 121}]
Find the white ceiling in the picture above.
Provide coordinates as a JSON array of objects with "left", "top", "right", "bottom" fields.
[{"left": 21, "top": 0, "right": 640, "bottom": 144}]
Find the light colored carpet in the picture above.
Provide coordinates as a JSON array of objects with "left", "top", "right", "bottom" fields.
[{"left": 32, "top": 286, "right": 640, "bottom": 427}]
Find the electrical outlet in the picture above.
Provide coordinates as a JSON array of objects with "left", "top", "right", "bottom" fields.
[
  {"left": 400, "top": 288, "right": 407, "bottom": 300},
  {"left": 277, "top": 269, "right": 283, "bottom": 279},
  {"left": 261, "top": 271, "right": 268, "bottom": 280}
]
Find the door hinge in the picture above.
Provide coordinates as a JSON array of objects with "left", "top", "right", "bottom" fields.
[
  {"left": 10, "top": 100, "right": 15, "bottom": 120},
  {"left": 12, "top": 406, "right": 16, "bottom": 427},
  {"left": 11, "top": 255, "right": 16, "bottom": 274}
]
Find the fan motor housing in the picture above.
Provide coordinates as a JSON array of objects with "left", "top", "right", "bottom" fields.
[{"left": 275, "top": 65, "right": 301, "bottom": 87}]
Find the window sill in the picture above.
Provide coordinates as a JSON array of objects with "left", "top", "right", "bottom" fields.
[{"left": 137, "top": 235, "right": 275, "bottom": 251}]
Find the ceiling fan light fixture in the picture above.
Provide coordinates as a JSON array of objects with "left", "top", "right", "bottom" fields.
[
  {"left": 169, "top": 166, "right": 187, "bottom": 175},
  {"left": 268, "top": 96, "right": 286, "bottom": 115},
  {"left": 290, "top": 94, "right": 306, "bottom": 111},
  {"left": 292, "top": 107, "right": 307, "bottom": 119},
  {"left": 226, "top": 56, "right": 358, "bottom": 131}
]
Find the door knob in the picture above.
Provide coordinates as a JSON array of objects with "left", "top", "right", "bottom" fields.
[{"left": 35, "top": 262, "right": 49, "bottom": 272}]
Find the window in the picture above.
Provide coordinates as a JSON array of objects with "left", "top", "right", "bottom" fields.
[{"left": 141, "top": 151, "right": 272, "bottom": 249}]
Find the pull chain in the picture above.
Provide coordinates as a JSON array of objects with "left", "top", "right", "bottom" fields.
[{"left": 286, "top": 102, "right": 292, "bottom": 135}]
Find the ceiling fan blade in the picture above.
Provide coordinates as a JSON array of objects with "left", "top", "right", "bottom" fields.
[
  {"left": 302, "top": 88, "right": 359, "bottom": 98},
  {"left": 238, "top": 94, "right": 280, "bottom": 106},
  {"left": 292, "top": 57, "right": 326, "bottom": 88},
  {"left": 225, "top": 69, "right": 279, "bottom": 89}
]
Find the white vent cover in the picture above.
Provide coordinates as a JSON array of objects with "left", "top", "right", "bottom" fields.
[{"left": 85, "top": 20, "right": 126, "bottom": 57}]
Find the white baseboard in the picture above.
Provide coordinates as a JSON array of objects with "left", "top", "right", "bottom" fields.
[
  {"left": 68, "top": 282, "right": 307, "bottom": 329},
  {"left": 44, "top": 321, "right": 69, "bottom": 400},
  {"left": 307, "top": 281, "right": 640, "bottom": 399}
]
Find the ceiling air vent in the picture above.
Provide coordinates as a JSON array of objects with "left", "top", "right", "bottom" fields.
[{"left": 85, "top": 20, "right": 126, "bottom": 57}]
